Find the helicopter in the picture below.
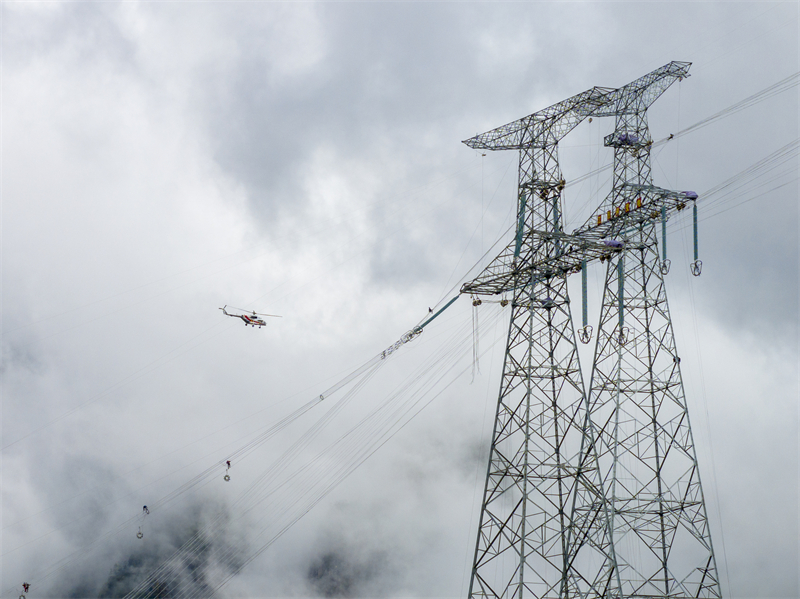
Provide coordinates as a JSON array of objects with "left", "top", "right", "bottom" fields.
[{"left": 220, "top": 306, "right": 281, "bottom": 328}]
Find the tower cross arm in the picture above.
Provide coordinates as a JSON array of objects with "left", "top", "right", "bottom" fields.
[
  {"left": 590, "top": 60, "right": 691, "bottom": 116},
  {"left": 462, "top": 61, "right": 690, "bottom": 153},
  {"left": 462, "top": 86, "right": 616, "bottom": 151},
  {"left": 460, "top": 230, "right": 631, "bottom": 296},
  {"left": 573, "top": 183, "right": 698, "bottom": 236}
]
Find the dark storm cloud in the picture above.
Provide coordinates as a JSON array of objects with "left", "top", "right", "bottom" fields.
[
  {"left": 54, "top": 503, "right": 244, "bottom": 599},
  {"left": 698, "top": 195, "right": 798, "bottom": 346},
  {"left": 5, "top": 3, "right": 137, "bottom": 70},
  {"left": 39, "top": 455, "right": 122, "bottom": 545},
  {"left": 191, "top": 3, "right": 602, "bottom": 254},
  {"left": 199, "top": 1, "right": 609, "bottom": 190},
  {"left": 198, "top": 5, "right": 461, "bottom": 217},
  {"left": 1, "top": 338, "right": 45, "bottom": 378},
  {"left": 307, "top": 548, "right": 386, "bottom": 598},
  {"left": 194, "top": 1, "right": 504, "bottom": 253}
]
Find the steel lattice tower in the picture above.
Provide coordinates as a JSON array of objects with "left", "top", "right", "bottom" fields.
[{"left": 461, "top": 62, "right": 721, "bottom": 599}]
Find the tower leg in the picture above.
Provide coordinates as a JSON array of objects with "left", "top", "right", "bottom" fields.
[
  {"left": 581, "top": 222, "right": 721, "bottom": 598},
  {"left": 468, "top": 271, "right": 597, "bottom": 599}
]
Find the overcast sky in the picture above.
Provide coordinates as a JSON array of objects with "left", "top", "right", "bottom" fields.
[{"left": 2, "top": 2, "right": 798, "bottom": 598}]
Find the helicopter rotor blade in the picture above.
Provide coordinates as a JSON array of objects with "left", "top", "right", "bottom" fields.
[
  {"left": 225, "top": 305, "right": 252, "bottom": 314},
  {"left": 223, "top": 306, "right": 282, "bottom": 318}
]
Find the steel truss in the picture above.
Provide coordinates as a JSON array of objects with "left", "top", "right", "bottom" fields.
[{"left": 462, "top": 62, "right": 721, "bottom": 599}]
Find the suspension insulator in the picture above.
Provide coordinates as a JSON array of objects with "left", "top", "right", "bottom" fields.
[
  {"left": 581, "top": 259, "right": 588, "bottom": 330},
  {"left": 691, "top": 203, "right": 701, "bottom": 276},
  {"left": 617, "top": 257, "right": 625, "bottom": 331},
  {"left": 661, "top": 204, "right": 669, "bottom": 273}
]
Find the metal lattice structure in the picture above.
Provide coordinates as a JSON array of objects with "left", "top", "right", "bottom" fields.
[{"left": 462, "top": 62, "right": 721, "bottom": 599}]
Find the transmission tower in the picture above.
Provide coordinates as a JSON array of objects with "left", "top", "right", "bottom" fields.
[{"left": 461, "top": 62, "right": 721, "bottom": 599}]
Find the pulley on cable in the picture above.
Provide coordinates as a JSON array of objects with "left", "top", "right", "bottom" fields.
[{"left": 137, "top": 505, "right": 149, "bottom": 539}]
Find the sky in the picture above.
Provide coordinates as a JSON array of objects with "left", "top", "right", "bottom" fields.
[{"left": 2, "top": 2, "right": 798, "bottom": 598}]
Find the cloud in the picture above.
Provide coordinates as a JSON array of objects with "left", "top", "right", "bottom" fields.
[
  {"left": 1, "top": 2, "right": 797, "bottom": 598},
  {"left": 54, "top": 503, "right": 245, "bottom": 599},
  {"left": 306, "top": 548, "right": 386, "bottom": 598}
]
